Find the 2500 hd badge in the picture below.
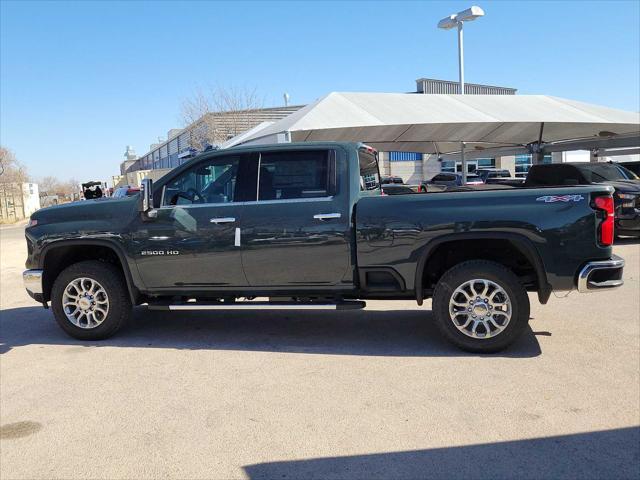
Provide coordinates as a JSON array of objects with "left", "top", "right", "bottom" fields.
[
  {"left": 141, "top": 250, "right": 179, "bottom": 256},
  {"left": 22, "top": 142, "right": 625, "bottom": 353}
]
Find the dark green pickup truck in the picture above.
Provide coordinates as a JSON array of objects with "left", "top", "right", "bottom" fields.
[{"left": 23, "top": 142, "right": 625, "bottom": 352}]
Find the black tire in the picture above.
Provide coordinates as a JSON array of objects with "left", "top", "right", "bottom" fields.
[
  {"left": 51, "top": 260, "right": 131, "bottom": 340},
  {"left": 432, "top": 260, "right": 530, "bottom": 353}
]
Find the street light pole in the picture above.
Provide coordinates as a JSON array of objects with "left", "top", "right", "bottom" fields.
[
  {"left": 457, "top": 22, "right": 464, "bottom": 96},
  {"left": 457, "top": 22, "right": 466, "bottom": 183},
  {"left": 438, "top": 5, "right": 484, "bottom": 184}
]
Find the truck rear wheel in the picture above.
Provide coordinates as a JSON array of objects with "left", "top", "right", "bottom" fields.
[
  {"left": 432, "top": 260, "right": 530, "bottom": 353},
  {"left": 51, "top": 260, "right": 131, "bottom": 340}
]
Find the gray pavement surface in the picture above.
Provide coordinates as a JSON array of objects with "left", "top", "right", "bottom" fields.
[{"left": 1, "top": 221, "right": 639, "bottom": 479}]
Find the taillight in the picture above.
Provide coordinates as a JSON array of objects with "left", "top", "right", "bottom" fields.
[{"left": 593, "top": 195, "right": 614, "bottom": 246}]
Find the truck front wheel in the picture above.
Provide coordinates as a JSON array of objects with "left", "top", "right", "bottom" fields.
[
  {"left": 51, "top": 260, "right": 131, "bottom": 340},
  {"left": 432, "top": 260, "right": 530, "bottom": 353}
]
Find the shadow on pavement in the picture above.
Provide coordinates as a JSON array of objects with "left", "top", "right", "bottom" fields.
[
  {"left": 243, "top": 427, "right": 640, "bottom": 480},
  {"left": 0, "top": 305, "right": 541, "bottom": 357}
]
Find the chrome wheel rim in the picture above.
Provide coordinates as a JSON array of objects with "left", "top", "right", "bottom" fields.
[
  {"left": 62, "top": 277, "right": 109, "bottom": 329},
  {"left": 448, "top": 279, "right": 512, "bottom": 339}
]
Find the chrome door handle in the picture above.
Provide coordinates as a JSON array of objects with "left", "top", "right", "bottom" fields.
[
  {"left": 210, "top": 217, "right": 236, "bottom": 224},
  {"left": 313, "top": 213, "right": 341, "bottom": 220},
  {"left": 149, "top": 236, "right": 170, "bottom": 241}
]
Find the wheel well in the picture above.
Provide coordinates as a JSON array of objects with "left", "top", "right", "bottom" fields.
[
  {"left": 421, "top": 239, "right": 539, "bottom": 293},
  {"left": 42, "top": 245, "right": 130, "bottom": 302}
]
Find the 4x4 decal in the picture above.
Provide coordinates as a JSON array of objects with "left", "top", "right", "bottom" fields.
[{"left": 536, "top": 194, "right": 584, "bottom": 203}]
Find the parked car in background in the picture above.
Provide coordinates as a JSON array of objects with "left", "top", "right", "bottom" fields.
[
  {"left": 475, "top": 168, "right": 524, "bottom": 185},
  {"left": 618, "top": 161, "right": 640, "bottom": 177},
  {"left": 476, "top": 168, "right": 508, "bottom": 181},
  {"left": 524, "top": 163, "right": 640, "bottom": 237},
  {"left": 380, "top": 175, "right": 425, "bottom": 193},
  {"left": 420, "top": 172, "right": 483, "bottom": 192},
  {"left": 607, "top": 160, "right": 640, "bottom": 179},
  {"left": 381, "top": 175, "right": 405, "bottom": 185},
  {"left": 381, "top": 183, "right": 416, "bottom": 195},
  {"left": 112, "top": 185, "right": 141, "bottom": 198}
]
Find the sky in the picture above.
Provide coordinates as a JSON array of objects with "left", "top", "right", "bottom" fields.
[{"left": 1, "top": 0, "right": 639, "bottom": 182}]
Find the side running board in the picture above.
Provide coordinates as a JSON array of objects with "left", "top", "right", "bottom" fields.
[{"left": 147, "top": 301, "right": 366, "bottom": 311}]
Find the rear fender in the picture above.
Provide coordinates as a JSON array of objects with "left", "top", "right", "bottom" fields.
[{"left": 414, "top": 232, "right": 551, "bottom": 306}]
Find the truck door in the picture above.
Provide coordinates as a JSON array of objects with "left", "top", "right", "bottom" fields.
[
  {"left": 240, "top": 148, "right": 353, "bottom": 288},
  {"left": 133, "top": 153, "right": 256, "bottom": 289}
]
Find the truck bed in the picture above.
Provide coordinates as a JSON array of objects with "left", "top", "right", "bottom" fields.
[{"left": 355, "top": 184, "right": 614, "bottom": 294}]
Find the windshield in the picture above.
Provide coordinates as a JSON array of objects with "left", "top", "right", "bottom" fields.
[
  {"left": 578, "top": 164, "right": 638, "bottom": 182},
  {"left": 616, "top": 164, "right": 640, "bottom": 180}
]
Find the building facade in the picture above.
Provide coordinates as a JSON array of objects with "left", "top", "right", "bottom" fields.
[
  {"left": 126, "top": 105, "right": 304, "bottom": 175},
  {"left": 0, "top": 182, "right": 40, "bottom": 222}
]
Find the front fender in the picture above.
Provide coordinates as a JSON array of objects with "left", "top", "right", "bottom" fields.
[{"left": 39, "top": 238, "right": 143, "bottom": 304}]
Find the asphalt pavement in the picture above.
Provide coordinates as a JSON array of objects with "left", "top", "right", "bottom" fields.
[{"left": 1, "top": 221, "right": 639, "bottom": 479}]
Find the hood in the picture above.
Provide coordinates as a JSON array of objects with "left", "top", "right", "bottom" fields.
[{"left": 31, "top": 196, "right": 139, "bottom": 225}]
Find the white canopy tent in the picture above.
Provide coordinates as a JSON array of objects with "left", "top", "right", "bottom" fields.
[{"left": 232, "top": 92, "right": 640, "bottom": 160}]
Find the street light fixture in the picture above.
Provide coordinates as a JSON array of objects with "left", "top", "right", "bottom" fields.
[{"left": 438, "top": 5, "right": 485, "bottom": 183}]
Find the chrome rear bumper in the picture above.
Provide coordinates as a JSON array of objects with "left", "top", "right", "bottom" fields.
[
  {"left": 23, "top": 269, "right": 43, "bottom": 295},
  {"left": 577, "top": 255, "right": 625, "bottom": 293}
]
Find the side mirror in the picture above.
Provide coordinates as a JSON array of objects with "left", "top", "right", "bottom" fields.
[{"left": 140, "top": 178, "right": 155, "bottom": 216}]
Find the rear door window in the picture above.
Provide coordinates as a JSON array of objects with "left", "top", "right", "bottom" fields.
[{"left": 258, "top": 150, "right": 332, "bottom": 201}]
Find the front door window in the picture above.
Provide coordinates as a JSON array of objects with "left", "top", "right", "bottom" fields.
[{"left": 162, "top": 157, "right": 239, "bottom": 206}]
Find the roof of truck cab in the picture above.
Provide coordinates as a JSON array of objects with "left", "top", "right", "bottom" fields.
[{"left": 219, "top": 141, "right": 364, "bottom": 155}]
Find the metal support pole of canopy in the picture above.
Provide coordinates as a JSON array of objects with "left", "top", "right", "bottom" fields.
[
  {"left": 460, "top": 142, "right": 467, "bottom": 183},
  {"left": 531, "top": 123, "right": 546, "bottom": 166}
]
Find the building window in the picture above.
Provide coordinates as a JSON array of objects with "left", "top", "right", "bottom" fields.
[
  {"left": 477, "top": 158, "right": 495, "bottom": 168},
  {"left": 515, "top": 154, "right": 552, "bottom": 177},
  {"left": 441, "top": 161, "right": 456, "bottom": 173},
  {"left": 388, "top": 151, "right": 422, "bottom": 162},
  {"left": 441, "top": 158, "right": 495, "bottom": 173},
  {"left": 515, "top": 154, "right": 531, "bottom": 177}
]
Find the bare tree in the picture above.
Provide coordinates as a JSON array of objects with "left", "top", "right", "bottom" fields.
[
  {"left": 0, "top": 146, "right": 29, "bottom": 183},
  {"left": 60, "top": 178, "right": 80, "bottom": 196},
  {"left": 39, "top": 175, "right": 61, "bottom": 195},
  {"left": 180, "top": 85, "right": 264, "bottom": 150}
]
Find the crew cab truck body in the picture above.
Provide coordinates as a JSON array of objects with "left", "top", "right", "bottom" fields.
[{"left": 23, "top": 142, "right": 624, "bottom": 352}]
